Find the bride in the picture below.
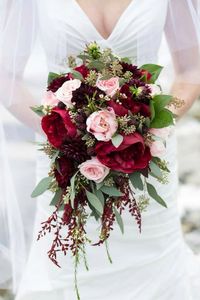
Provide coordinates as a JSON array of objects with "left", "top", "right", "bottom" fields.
[{"left": 1, "top": 0, "right": 200, "bottom": 299}]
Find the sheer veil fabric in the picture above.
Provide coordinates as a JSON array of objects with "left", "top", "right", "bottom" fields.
[{"left": 0, "top": 0, "right": 200, "bottom": 298}]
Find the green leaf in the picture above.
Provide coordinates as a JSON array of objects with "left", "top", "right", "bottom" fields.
[
  {"left": 129, "top": 172, "right": 143, "bottom": 191},
  {"left": 146, "top": 182, "right": 167, "bottom": 208},
  {"left": 100, "top": 186, "right": 124, "bottom": 197},
  {"left": 150, "top": 109, "right": 174, "bottom": 128},
  {"left": 94, "top": 189, "right": 105, "bottom": 206},
  {"left": 96, "top": 181, "right": 104, "bottom": 190},
  {"left": 77, "top": 54, "right": 90, "bottom": 61},
  {"left": 153, "top": 95, "right": 173, "bottom": 113},
  {"left": 30, "top": 106, "right": 45, "bottom": 117},
  {"left": 111, "top": 134, "right": 123, "bottom": 148},
  {"left": 50, "top": 189, "right": 63, "bottom": 206},
  {"left": 121, "top": 57, "right": 132, "bottom": 64},
  {"left": 47, "top": 72, "right": 60, "bottom": 85},
  {"left": 86, "top": 190, "right": 104, "bottom": 215},
  {"left": 140, "top": 64, "right": 163, "bottom": 83},
  {"left": 72, "top": 70, "right": 84, "bottom": 81},
  {"left": 88, "top": 60, "right": 104, "bottom": 71},
  {"left": 51, "top": 150, "right": 59, "bottom": 164},
  {"left": 150, "top": 100, "right": 155, "bottom": 121},
  {"left": 70, "top": 172, "right": 78, "bottom": 208},
  {"left": 113, "top": 207, "right": 124, "bottom": 234},
  {"left": 149, "top": 161, "right": 162, "bottom": 178},
  {"left": 31, "top": 177, "right": 52, "bottom": 198}
]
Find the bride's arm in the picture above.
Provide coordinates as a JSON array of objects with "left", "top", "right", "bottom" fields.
[
  {"left": 0, "top": 0, "right": 43, "bottom": 134},
  {"left": 164, "top": 0, "right": 200, "bottom": 119}
]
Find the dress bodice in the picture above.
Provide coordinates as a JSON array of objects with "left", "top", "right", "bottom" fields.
[{"left": 37, "top": 0, "right": 169, "bottom": 72}]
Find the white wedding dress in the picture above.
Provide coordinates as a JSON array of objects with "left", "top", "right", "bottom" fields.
[{"left": 2, "top": 0, "right": 199, "bottom": 299}]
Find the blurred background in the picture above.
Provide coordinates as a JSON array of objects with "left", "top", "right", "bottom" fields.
[{"left": 0, "top": 35, "right": 200, "bottom": 300}]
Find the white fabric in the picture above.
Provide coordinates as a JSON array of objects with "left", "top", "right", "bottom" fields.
[{"left": 0, "top": 0, "right": 200, "bottom": 298}]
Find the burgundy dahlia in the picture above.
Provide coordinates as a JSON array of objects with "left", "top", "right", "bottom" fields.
[
  {"left": 61, "top": 138, "right": 90, "bottom": 164},
  {"left": 120, "top": 62, "right": 142, "bottom": 79},
  {"left": 71, "top": 83, "right": 105, "bottom": 109}
]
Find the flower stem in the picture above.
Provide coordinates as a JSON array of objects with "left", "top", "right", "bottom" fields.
[
  {"left": 74, "top": 252, "right": 81, "bottom": 300},
  {"left": 105, "top": 239, "right": 113, "bottom": 264}
]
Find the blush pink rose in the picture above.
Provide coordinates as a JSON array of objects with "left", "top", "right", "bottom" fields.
[
  {"left": 79, "top": 157, "right": 110, "bottom": 183},
  {"left": 149, "top": 127, "right": 171, "bottom": 140},
  {"left": 96, "top": 77, "right": 119, "bottom": 97},
  {"left": 86, "top": 108, "right": 118, "bottom": 141},
  {"left": 42, "top": 91, "right": 59, "bottom": 106},
  {"left": 150, "top": 140, "right": 166, "bottom": 157},
  {"left": 55, "top": 79, "right": 81, "bottom": 108},
  {"left": 148, "top": 84, "right": 161, "bottom": 97}
]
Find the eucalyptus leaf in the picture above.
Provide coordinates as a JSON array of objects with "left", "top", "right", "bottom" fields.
[
  {"left": 96, "top": 181, "right": 104, "bottom": 190},
  {"left": 86, "top": 190, "right": 103, "bottom": 215},
  {"left": 146, "top": 182, "right": 167, "bottom": 208},
  {"left": 31, "top": 177, "right": 52, "bottom": 198},
  {"left": 51, "top": 151, "right": 59, "bottom": 164},
  {"left": 100, "top": 186, "right": 123, "bottom": 197},
  {"left": 30, "top": 106, "right": 45, "bottom": 117},
  {"left": 150, "top": 109, "right": 174, "bottom": 128},
  {"left": 48, "top": 72, "right": 60, "bottom": 85},
  {"left": 70, "top": 172, "right": 78, "bottom": 208},
  {"left": 88, "top": 60, "right": 104, "bottom": 71},
  {"left": 111, "top": 134, "right": 123, "bottom": 148},
  {"left": 94, "top": 189, "right": 105, "bottom": 206},
  {"left": 72, "top": 70, "right": 84, "bottom": 81},
  {"left": 50, "top": 189, "right": 63, "bottom": 206},
  {"left": 113, "top": 207, "right": 124, "bottom": 234},
  {"left": 149, "top": 161, "right": 162, "bottom": 178},
  {"left": 129, "top": 172, "right": 143, "bottom": 191},
  {"left": 121, "top": 57, "right": 132, "bottom": 64}
]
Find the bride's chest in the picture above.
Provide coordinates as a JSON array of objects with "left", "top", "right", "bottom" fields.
[
  {"left": 38, "top": 0, "right": 169, "bottom": 42},
  {"left": 37, "top": 0, "right": 169, "bottom": 70}
]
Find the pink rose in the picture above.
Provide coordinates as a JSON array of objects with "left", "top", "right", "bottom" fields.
[
  {"left": 79, "top": 157, "right": 110, "bottom": 183},
  {"left": 149, "top": 127, "right": 171, "bottom": 140},
  {"left": 96, "top": 77, "right": 119, "bottom": 97},
  {"left": 55, "top": 79, "right": 81, "bottom": 108},
  {"left": 150, "top": 140, "right": 166, "bottom": 157},
  {"left": 86, "top": 108, "right": 118, "bottom": 141},
  {"left": 148, "top": 84, "right": 161, "bottom": 97},
  {"left": 42, "top": 91, "right": 59, "bottom": 106}
]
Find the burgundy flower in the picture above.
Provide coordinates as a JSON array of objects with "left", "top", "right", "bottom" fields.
[
  {"left": 47, "top": 74, "right": 73, "bottom": 93},
  {"left": 96, "top": 133, "right": 151, "bottom": 173},
  {"left": 120, "top": 62, "right": 142, "bottom": 79},
  {"left": 61, "top": 138, "right": 90, "bottom": 164},
  {"left": 108, "top": 81, "right": 151, "bottom": 117},
  {"left": 74, "top": 65, "right": 89, "bottom": 78},
  {"left": 71, "top": 82, "right": 105, "bottom": 109},
  {"left": 41, "top": 107, "right": 77, "bottom": 148},
  {"left": 54, "top": 156, "right": 74, "bottom": 188}
]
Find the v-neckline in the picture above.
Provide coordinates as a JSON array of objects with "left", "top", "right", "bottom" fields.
[{"left": 72, "top": 0, "right": 134, "bottom": 41}]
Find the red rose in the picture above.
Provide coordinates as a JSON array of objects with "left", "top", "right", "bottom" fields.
[
  {"left": 74, "top": 65, "right": 89, "bottom": 78},
  {"left": 108, "top": 83, "right": 151, "bottom": 117},
  {"left": 108, "top": 99, "right": 150, "bottom": 117},
  {"left": 41, "top": 107, "right": 77, "bottom": 148},
  {"left": 96, "top": 133, "right": 151, "bottom": 173},
  {"left": 140, "top": 69, "right": 152, "bottom": 82},
  {"left": 54, "top": 156, "right": 74, "bottom": 188}
]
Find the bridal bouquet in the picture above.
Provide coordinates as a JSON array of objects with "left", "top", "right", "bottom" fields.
[{"left": 31, "top": 42, "right": 181, "bottom": 299}]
